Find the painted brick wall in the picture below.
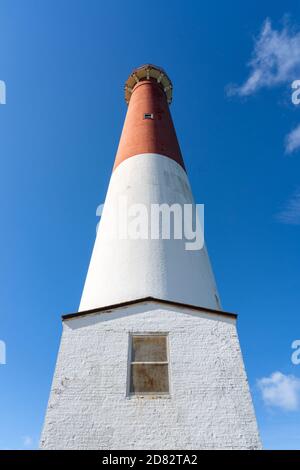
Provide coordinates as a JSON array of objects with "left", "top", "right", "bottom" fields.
[{"left": 40, "top": 301, "right": 261, "bottom": 449}]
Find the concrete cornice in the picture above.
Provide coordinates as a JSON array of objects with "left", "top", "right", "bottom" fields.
[{"left": 62, "top": 296, "right": 237, "bottom": 321}]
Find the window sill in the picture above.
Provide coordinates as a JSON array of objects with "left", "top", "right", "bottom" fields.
[{"left": 126, "top": 394, "right": 171, "bottom": 400}]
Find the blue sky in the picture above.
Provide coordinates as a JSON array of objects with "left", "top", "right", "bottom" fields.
[{"left": 0, "top": 0, "right": 300, "bottom": 449}]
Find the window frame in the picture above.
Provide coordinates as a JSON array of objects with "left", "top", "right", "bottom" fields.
[
  {"left": 127, "top": 332, "right": 170, "bottom": 397},
  {"left": 143, "top": 113, "right": 154, "bottom": 120}
]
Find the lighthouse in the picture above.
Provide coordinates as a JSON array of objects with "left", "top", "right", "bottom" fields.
[{"left": 40, "top": 65, "right": 261, "bottom": 450}]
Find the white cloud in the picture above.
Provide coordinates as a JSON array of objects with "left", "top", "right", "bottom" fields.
[
  {"left": 228, "top": 18, "right": 300, "bottom": 96},
  {"left": 257, "top": 371, "right": 300, "bottom": 411},
  {"left": 276, "top": 189, "right": 300, "bottom": 225},
  {"left": 285, "top": 123, "right": 300, "bottom": 153},
  {"left": 22, "top": 435, "right": 33, "bottom": 447}
]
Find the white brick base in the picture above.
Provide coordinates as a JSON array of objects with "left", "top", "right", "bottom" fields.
[{"left": 40, "top": 301, "right": 261, "bottom": 449}]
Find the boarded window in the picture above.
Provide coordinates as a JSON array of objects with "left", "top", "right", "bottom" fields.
[{"left": 129, "top": 335, "right": 169, "bottom": 394}]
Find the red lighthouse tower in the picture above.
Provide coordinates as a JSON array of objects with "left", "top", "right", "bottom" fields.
[{"left": 79, "top": 64, "right": 221, "bottom": 312}]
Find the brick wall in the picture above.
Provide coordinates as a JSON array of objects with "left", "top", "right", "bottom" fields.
[{"left": 40, "top": 301, "right": 261, "bottom": 449}]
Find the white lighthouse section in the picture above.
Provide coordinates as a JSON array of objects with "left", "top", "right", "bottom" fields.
[
  {"left": 40, "top": 300, "right": 262, "bottom": 450},
  {"left": 79, "top": 153, "right": 221, "bottom": 312}
]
